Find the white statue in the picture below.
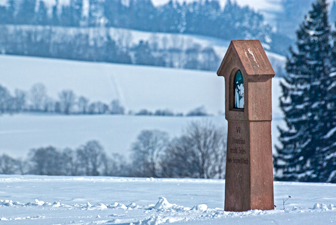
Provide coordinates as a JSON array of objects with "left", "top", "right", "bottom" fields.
[{"left": 234, "top": 71, "right": 244, "bottom": 109}]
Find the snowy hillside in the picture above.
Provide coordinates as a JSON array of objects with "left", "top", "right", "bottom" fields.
[
  {"left": 0, "top": 55, "right": 284, "bottom": 158},
  {"left": 102, "top": 26, "right": 286, "bottom": 73},
  {"left": 0, "top": 175, "right": 336, "bottom": 224},
  {"left": 0, "top": 55, "right": 225, "bottom": 115}
]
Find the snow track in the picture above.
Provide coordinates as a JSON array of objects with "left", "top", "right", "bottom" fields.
[
  {"left": 1, "top": 196, "right": 336, "bottom": 225},
  {"left": 0, "top": 176, "right": 336, "bottom": 224}
]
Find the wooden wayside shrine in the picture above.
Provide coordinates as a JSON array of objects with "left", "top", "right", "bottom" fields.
[{"left": 217, "top": 40, "right": 275, "bottom": 211}]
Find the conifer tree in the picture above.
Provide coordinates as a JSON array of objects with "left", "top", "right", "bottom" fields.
[
  {"left": 103, "top": 0, "right": 121, "bottom": 27},
  {"left": 321, "top": 17, "right": 336, "bottom": 182},
  {"left": 5, "top": 0, "right": 16, "bottom": 24},
  {"left": 36, "top": 1, "right": 48, "bottom": 25},
  {"left": 158, "top": 1, "right": 182, "bottom": 33},
  {"left": 0, "top": 6, "right": 6, "bottom": 24},
  {"left": 51, "top": 0, "right": 59, "bottom": 26},
  {"left": 274, "top": 0, "right": 332, "bottom": 182},
  {"left": 88, "top": 0, "right": 102, "bottom": 27},
  {"left": 16, "top": 0, "right": 37, "bottom": 24},
  {"left": 70, "top": 0, "right": 83, "bottom": 27}
]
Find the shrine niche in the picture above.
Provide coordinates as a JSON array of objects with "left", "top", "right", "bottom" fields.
[{"left": 234, "top": 70, "right": 244, "bottom": 109}]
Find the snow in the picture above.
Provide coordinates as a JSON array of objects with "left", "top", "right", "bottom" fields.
[
  {"left": 0, "top": 55, "right": 284, "bottom": 158},
  {"left": 0, "top": 55, "right": 225, "bottom": 115},
  {"left": 327, "top": 170, "right": 336, "bottom": 182},
  {"left": 324, "top": 126, "right": 336, "bottom": 139},
  {"left": 247, "top": 48, "right": 259, "bottom": 67},
  {"left": 0, "top": 175, "right": 336, "bottom": 224},
  {"left": 107, "top": 27, "right": 285, "bottom": 73},
  {"left": 0, "top": 114, "right": 226, "bottom": 158}
]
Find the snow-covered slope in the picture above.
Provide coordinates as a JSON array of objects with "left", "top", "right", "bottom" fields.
[
  {"left": 0, "top": 175, "right": 335, "bottom": 224},
  {"left": 108, "top": 27, "right": 286, "bottom": 74},
  {"left": 0, "top": 55, "right": 225, "bottom": 115},
  {"left": 0, "top": 55, "right": 283, "bottom": 116},
  {"left": 0, "top": 55, "right": 284, "bottom": 158}
]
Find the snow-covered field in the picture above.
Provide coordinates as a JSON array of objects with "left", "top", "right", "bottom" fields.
[
  {"left": 0, "top": 55, "right": 225, "bottom": 115},
  {"left": 0, "top": 114, "right": 227, "bottom": 158},
  {"left": 0, "top": 175, "right": 336, "bottom": 225},
  {"left": 0, "top": 55, "right": 284, "bottom": 158}
]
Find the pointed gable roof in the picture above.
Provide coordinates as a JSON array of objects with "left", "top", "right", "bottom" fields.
[{"left": 217, "top": 40, "right": 275, "bottom": 78}]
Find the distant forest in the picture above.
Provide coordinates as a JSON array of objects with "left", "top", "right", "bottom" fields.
[
  {"left": 0, "top": 0, "right": 273, "bottom": 43},
  {"left": 0, "top": 82, "right": 209, "bottom": 117},
  {"left": 0, "top": 0, "right": 291, "bottom": 70}
]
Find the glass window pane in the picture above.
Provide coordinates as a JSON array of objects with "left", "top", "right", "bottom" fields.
[{"left": 234, "top": 70, "right": 244, "bottom": 109}]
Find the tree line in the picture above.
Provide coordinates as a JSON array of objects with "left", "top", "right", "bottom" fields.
[
  {"left": 0, "top": 121, "right": 226, "bottom": 179},
  {"left": 274, "top": 0, "right": 336, "bottom": 183},
  {"left": 0, "top": 83, "right": 125, "bottom": 115},
  {"left": 0, "top": 82, "right": 211, "bottom": 116},
  {"left": 0, "top": 25, "right": 220, "bottom": 71},
  {"left": 0, "top": 0, "right": 278, "bottom": 51}
]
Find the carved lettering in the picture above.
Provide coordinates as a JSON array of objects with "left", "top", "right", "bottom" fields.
[
  {"left": 236, "top": 127, "right": 241, "bottom": 134},
  {"left": 230, "top": 148, "right": 237, "bottom": 154},
  {"left": 227, "top": 157, "right": 249, "bottom": 165},
  {"left": 233, "top": 158, "right": 249, "bottom": 164},
  {"left": 230, "top": 147, "right": 246, "bottom": 155},
  {"left": 239, "top": 148, "right": 246, "bottom": 155},
  {"left": 232, "top": 138, "right": 246, "bottom": 145}
]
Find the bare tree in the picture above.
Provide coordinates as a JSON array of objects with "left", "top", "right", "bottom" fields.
[
  {"left": 149, "top": 33, "right": 159, "bottom": 52},
  {"left": 114, "top": 29, "right": 133, "bottom": 51},
  {"left": 29, "top": 146, "right": 63, "bottom": 175},
  {"left": 78, "top": 96, "right": 89, "bottom": 114},
  {"left": 184, "top": 44, "right": 201, "bottom": 70},
  {"left": 58, "top": 89, "right": 76, "bottom": 114},
  {"left": 0, "top": 25, "right": 8, "bottom": 54},
  {"left": 0, "top": 84, "right": 12, "bottom": 113},
  {"left": 43, "top": 97, "right": 56, "bottom": 113},
  {"left": 200, "top": 46, "right": 220, "bottom": 71},
  {"left": 102, "top": 153, "right": 128, "bottom": 176},
  {"left": 13, "top": 89, "right": 26, "bottom": 112},
  {"left": 30, "top": 83, "right": 47, "bottom": 111},
  {"left": 0, "top": 154, "right": 18, "bottom": 174},
  {"left": 168, "top": 35, "right": 185, "bottom": 68},
  {"left": 161, "top": 36, "right": 168, "bottom": 50},
  {"left": 161, "top": 135, "right": 199, "bottom": 178},
  {"left": 161, "top": 121, "right": 226, "bottom": 179},
  {"left": 88, "top": 101, "right": 108, "bottom": 114},
  {"left": 110, "top": 99, "right": 125, "bottom": 115},
  {"left": 16, "top": 158, "right": 30, "bottom": 175},
  {"left": 131, "top": 130, "right": 169, "bottom": 177},
  {"left": 62, "top": 148, "right": 79, "bottom": 176},
  {"left": 186, "top": 106, "right": 208, "bottom": 116},
  {"left": 76, "top": 140, "right": 105, "bottom": 176}
]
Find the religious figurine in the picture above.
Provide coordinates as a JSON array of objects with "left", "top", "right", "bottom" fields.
[{"left": 234, "top": 70, "right": 244, "bottom": 109}]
